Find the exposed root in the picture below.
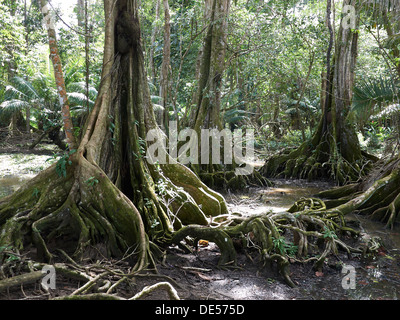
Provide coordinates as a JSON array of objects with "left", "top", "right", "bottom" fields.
[
  {"left": 0, "top": 255, "right": 180, "bottom": 300},
  {"left": 199, "top": 169, "right": 273, "bottom": 191},
  {"left": 130, "top": 281, "right": 180, "bottom": 300},
  {"left": 369, "top": 192, "right": 400, "bottom": 229},
  {"left": 0, "top": 155, "right": 150, "bottom": 271},
  {"left": 315, "top": 164, "right": 400, "bottom": 229},
  {"left": 261, "top": 125, "right": 374, "bottom": 186},
  {"left": 0, "top": 271, "right": 43, "bottom": 293},
  {"left": 169, "top": 197, "right": 379, "bottom": 287},
  {"left": 0, "top": 150, "right": 232, "bottom": 295},
  {"left": 171, "top": 225, "right": 237, "bottom": 267}
]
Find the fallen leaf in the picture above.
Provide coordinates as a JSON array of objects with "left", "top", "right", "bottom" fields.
[{"left": 198, "top": 240, "right": 209, "bottom": 247}]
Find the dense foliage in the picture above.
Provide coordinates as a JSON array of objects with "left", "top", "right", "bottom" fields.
[{"left": 1, "top": 0, "right": 398, "bottom": 158}]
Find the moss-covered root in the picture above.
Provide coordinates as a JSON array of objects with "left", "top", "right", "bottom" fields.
[
  {"left": 171, "top": 225, "right": 237, "bottom": 267},
  {"left": 369, "top": 192, "right": 400, "bottom": 229},
  {"left": 161, "top": 162, "right": 229, "bottom": 217},
  {"left": 313, "top": 166, "right": 400, "bottom": 228},
  {"left": 268, "top": 254, "right": 296, "bottom": 288},
  {"left": 260, "top": 134, "right": 373, "bottom": 185},
  {"left": 0, "top": 157, "right": 151, "bottom": 271}
]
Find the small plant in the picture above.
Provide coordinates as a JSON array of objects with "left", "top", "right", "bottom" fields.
[
  {"left": 143, "top": 197, "right": 153, "bottom": 208},
  {"left": 322, "top": 226, "right": 338, "bottom": 240},
  {"left": 85, "top": 176, "right": 99, "bottom": 187},
  {"left": 156, "top": 179, "right": 168, "bottom": 196},
  {"left": 272, "top": 236, "right": 298, "bottom": 257},
  {"left": 32, "top": 187, "right": 40, "bottom": 199},
  {"left": 150, "top": 219, "right": 160, "bottom": 229},
  {"left": 132, "top": 137, "right": 147, "bottom": 160},
  {"left": 0, "top": 245, "right": 20, "bottom": 263},
  {"left": 47, "top": 149, "right": 77, "bottom": 178},
  {"left": 55, "top": 149, "right": 77, "bottom": 178}
]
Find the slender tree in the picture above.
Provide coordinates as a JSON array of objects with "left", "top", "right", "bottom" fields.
[
  {"left": 160, "top": 0, "right": 171, "bottom": 132},
  {"left": 149, "top": 0, "right": 161, "bottom": 85},
  {"left": 191, "top": 0, "right": 230, "bottom": 133},
  {"left": 40, "top": 0, "right": 77, "bottom": 150}
]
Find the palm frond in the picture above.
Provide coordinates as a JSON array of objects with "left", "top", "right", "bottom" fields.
[
  {"left": 10, "top": 76, "right": 40, "bottom": 100},
  {"left": 63, "top": 58, "right": 85, "bottom": 86},
  {"left": 67, "top": 82, "right": 98, "bottom": 100},
  {"left": 224, "top": 109, "right": 250, "bottom": 123},
  {"left": 384, "top": 32, "right": 400, "bottom": 49},
  {"left": 0, "top": 99, "right": 31, "bottom": 114},
  {"left": 361, "top": 0, "right": 400, "bottom": 16},
  {"left": 4, "top": 85, "right": 27, "bottom": 100},
  {"left": 67, "top": 92, "right": 95, "bottom": 108},
  {"left": 70, "top": 105, "right": 89, "bottom": 116},
  {"left": 352, "top": 76, "right": 399, "bottom": 117},
  {"left": 151, "top": 95, "right": 162, "bottom": 104}
]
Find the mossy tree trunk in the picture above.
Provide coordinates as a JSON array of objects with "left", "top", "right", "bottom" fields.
[
  {"left": 159, "top": 0, "right": 171, "bottom": 133},
  {"left": 262, "top": 0, "right": 373, "bottom": 185},
  {"left": 190, "top": 0, "right": 229, "bottom": 134},
  {"left": 189, "top": 0, "right": 230, "bottom": 188},
  {"left": 0, "top": 0, "right": 228, "bottom": 270}
]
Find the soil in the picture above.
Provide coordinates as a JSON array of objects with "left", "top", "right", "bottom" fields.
[{"left": 1, "top": 133, "right": 400, "bottom": 301}]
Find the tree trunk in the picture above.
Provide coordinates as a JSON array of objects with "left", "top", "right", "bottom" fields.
[
  {"left": 261, "top": 0, "right": 372, "bottom": 185},
  {"left": 192, "top": 0, "right": 230, "bottom": 133},
  {"left": 184, "top": 0, "right": 269, "bottom": 190},
  {"left": 382, "top": 6, "right": 400, "bottom": 78},
  {"left": 189, "top": 0, "right": 232, "bottom": 186},
  {"left": 160, "top": 0, "right": 171, "bottom": 133},
  {"left": 149, "top": 0, "right": 161, "bottom": 85},
  {"left": 76, "top": 0, "right": 85, "bottom": 27},
  {"left": 24, "top": 0, "right": 31, "bottom": 136},
  {"left": 5, "top": 1, "right": 19, "bottom": 136},
  {"left": 0, "top": 0, "right": 228, "bottom": 269}
]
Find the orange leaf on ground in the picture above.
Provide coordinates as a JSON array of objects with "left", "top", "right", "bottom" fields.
[{"left": 198, "top": 240, "right": 209, "bottom": 247}]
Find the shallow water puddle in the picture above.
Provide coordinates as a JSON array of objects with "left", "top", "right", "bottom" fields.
[{"left": 0, "top": 153, "right": 52, "bottom": 198}]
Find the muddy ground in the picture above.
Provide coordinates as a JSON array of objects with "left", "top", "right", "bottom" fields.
[{"left": 1, "top": 133, "right": 400, "bottom": 301}]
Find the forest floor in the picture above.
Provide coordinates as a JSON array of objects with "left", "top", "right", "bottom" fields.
[{"left": 1, "top": 133, "right": 400, "bottom": 300}]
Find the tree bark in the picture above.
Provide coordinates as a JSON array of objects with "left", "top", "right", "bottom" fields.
[
  {"left": 149, "top": 0, "right": 161, "bottom": 85},
  {"left": 192, "top": 0, "right": 230, "bottom": 133},
  {"left": 382, "top": 6, "right": 400, "bottom": 78},
  {"left": 160, "top": 0, "right": 171, "bottom": 133}
]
